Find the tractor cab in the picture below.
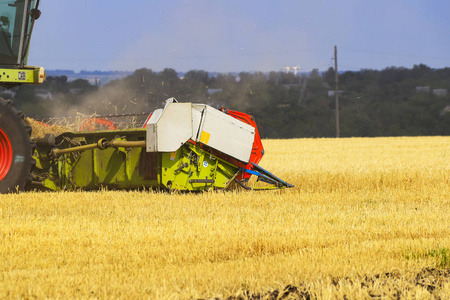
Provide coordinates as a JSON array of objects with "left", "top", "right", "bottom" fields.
[{"left": 0, "top": 0, "right": 44, "bottom": 88}]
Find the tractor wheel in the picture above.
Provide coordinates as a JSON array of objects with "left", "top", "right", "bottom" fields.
[{"left": 0, "top": 98, "right": 35, "bottom": 193}]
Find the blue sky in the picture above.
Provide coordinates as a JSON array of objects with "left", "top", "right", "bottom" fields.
[{"left": 28, "top": 0, "right": 450, "bottom": 73}]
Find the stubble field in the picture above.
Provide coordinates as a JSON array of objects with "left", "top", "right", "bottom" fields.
[{"left": 1, "top": 136, "right": 450, "bottom": 299}]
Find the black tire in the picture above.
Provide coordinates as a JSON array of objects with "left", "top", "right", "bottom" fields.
[{"left": 0, "top": 98, "right": 35, "bottom": 193}]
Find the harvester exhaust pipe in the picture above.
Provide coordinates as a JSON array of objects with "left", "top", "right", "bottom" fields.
[{"left": 50, "top": 139, "right": 146, "bottom": 158}]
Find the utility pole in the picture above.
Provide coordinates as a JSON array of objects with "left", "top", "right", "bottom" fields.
[{"left": 334, "top": 45, "right": 340, "bottom": 138}]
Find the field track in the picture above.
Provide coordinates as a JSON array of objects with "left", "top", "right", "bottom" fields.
[{"left": 1, "top": 137, "right": 450, "bottom": 299}]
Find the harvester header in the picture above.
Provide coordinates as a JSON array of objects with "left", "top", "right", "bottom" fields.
[{"left": 1, "top": 97, "right": 293, "bottom": 193}]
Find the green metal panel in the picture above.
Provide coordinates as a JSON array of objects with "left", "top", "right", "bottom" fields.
[
  {"left": 0, "top": 67, "right": 45, "bottom": 84},
  {"left": 31, "top": 129, "right": 239, "bottom": 191},
  {"left": 61, "top": 144, "right": 159, "bottom": 191},
  {"left": 160, "top": 143, "right": 238, "bottom": 191}
]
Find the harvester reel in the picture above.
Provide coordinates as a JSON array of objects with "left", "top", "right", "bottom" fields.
[{"left": 0, "top": 98, "right": 35, "bottom": 193}]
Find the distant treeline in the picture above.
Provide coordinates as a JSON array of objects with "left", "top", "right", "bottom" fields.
[
  {"left": 2, "top": 64, "right": 450, "bottom": 138},
  {"left": 45, "top": 70, "right": 132, "bottom": 76}
]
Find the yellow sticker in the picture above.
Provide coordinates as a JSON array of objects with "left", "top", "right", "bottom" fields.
[
  {"left": 170, "top": 151, "right": 177, "bottom": 161},
  {"left": 200, "top": 131, "right": 211, "bottom": 144}
]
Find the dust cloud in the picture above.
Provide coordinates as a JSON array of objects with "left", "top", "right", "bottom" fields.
[{"left": 43, "top": 80, "right": 160, "bottom": 129}]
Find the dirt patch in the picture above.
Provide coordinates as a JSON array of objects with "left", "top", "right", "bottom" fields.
[
  {"left": 224, "top": 285, "right": 312, "bottom": 300},
  {"left": 215, "top": 268, "right": 450, "bottom": 300},
  {"left": 415, "top": 267, "right": 450, "bottom": 294}
]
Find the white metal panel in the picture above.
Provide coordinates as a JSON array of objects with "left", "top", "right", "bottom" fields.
[
  {"left": 146, "top": 103, "right": 193, "bottom": 152},
  {"left": 146, "top": 108, "right": 163, "bottom": 152},
  {"left": 146, "top": 101, "right": 255, "bottom": 161},
  {"left": 147, "top": 108, "right": 163, "bottom": 124},
  {"left": 196, "top": 106, "right": 255, "bottom": 162},
  {"left": 157, "top": 103, "right": 192, "bottom": 151},
  {"left": 146, "top": 123, "right": 158, "bottom": 152}
]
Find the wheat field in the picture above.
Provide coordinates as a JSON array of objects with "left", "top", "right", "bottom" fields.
[{"left": 1, "top": 137, "right": 450, "bottom": 299}]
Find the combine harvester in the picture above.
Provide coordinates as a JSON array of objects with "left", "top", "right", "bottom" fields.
[{"left": 0, "top": 0, "right": 293, "bottom": 193}]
